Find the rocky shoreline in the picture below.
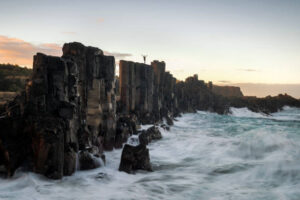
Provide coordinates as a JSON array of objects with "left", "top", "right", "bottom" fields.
[{"left": 0, "top": 42, "right": 299, "bottom": 179}]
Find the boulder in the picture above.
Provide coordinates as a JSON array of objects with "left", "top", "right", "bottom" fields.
[
  {"left": 114, "top": 115, "right": 138, "bottom": 148},
  {"left": 146, "top": 126, "right": 162, "bottom": 141},
  {"left": 138, "top": 130, "right": 150, "bottom": 146},
  {"left": 138, "top": 126, "right": 162, "bottom": 146},
  {"left": 160, "top": 124, "right": 170, "bottom": 131},
  {"left": 78, "top": 150, "right": 101, "bottom": 170},
  {"left": 165, "top": 116, "right": 174, "bottom": 126},
  {"left": 119, "top": 144, "right": 152, "bottom": 173}
]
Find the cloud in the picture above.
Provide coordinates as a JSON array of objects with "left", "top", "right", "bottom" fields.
[
  {"left": 173, "top": 69, "right": 184, "bottom": 73},
  {"left": 104, "top": 51, "right": 132, "bottom": 60},
  {"left": 0, "top": 35, "right": 61, "bottom": 67},
  {"left": 62, "top": 31, "right": 77, "bottom": 35},
  {"left": 97, "top": 18, "right": 104, "bottom": 24},
  {"left": 218, "top": 80, "right": 232, "bottom": 84},
  {"left": 237, "top": 68, "right": 259, "bottom": 72},
  {"left": 0, "top": 35, "right": 132, "bottom": 68}
]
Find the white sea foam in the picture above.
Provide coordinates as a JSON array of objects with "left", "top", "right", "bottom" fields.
[
  {"left": 229, "top": 107, "right": 268, "bottom": 118},
  {"left": 230, "top": 106, "right": 300, "bottom": 122},
  {"left": 0, "top": 108, "right": 300, "bottom": 199}
]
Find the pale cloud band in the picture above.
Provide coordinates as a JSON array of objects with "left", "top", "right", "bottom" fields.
[
  {"left": 0, "top": 35, "right": 132, "bottom": 67},
  {"left": 0, "top": 35, "right": 61, "bottom": 67},
  {"left": 104, "top": 51, "right": 132, "bottom": 60}
]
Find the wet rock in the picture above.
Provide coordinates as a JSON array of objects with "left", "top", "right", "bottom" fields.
[
  {"left": 138, "top": 126, "right": 162, "bottom": 146},
  {"left": 114, "top": 115, "right": 138, "bottom": 148},
  {"left": 138, "top": 130, "right": 150, "bottom": 146},
  {"left": 30, "top": 116, "right": 65, "bottom": 180},
  {"left": 165, "top": 116, "right": 174, "bottom": 126},
  {"left": 160, "top": 124, "right": 170, "bottom": 131},
  {"left": 63, "top": 148, "right": 76, "bottom": 176},
  {"left": 78, "top": 150, "right": 101, "bottom": 170},
  {"left": 0, "top": 139, "right": 11, "bottom": 177},
  {"left": 119, "top": 144, "right": 152, "bottom": 173},
  {"left": 146, "top": 126, "right": 162, "bottom": 141}
]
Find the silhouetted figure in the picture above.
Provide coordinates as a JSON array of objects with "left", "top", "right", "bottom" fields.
[{"left": 142, "top": 55, "right": 147, "bottom": 64}]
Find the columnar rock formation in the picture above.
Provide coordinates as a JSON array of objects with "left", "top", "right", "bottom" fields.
[
  {"left": 212, "top": 85, "right": 244, "bottom": 97},
  {"left": 0, "top": 42, "right": 300, "bottom": 179},
  {"left": 118, "top": 60, "right": 177, "bottom": 124},
  {"left": 119, "top": 61, "right": 154, "bottom": 118},
  {"left": 0, "top": 42, "right": 117, "bottom": 178}
]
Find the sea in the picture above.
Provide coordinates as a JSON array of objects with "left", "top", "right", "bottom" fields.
[{"left": 0, "top": 106, "right": 300, "bottom": 200}]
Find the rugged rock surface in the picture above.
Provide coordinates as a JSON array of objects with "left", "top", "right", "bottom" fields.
[
  {"left": 212, "top": 85, "right": 244, "bottom": 98},
  {"left": 78, "top": 150, "right": 101, "bottom": 170},
  {"left": 138, "top": 126, "right": 162, "bottom": 146},
  {"left": 0, "top": 41, "right": 300, "bottom": 179},
  {"left": 0, "top": 42, "right": 116, "bottom": 178},
  {"left": 228, "top": 94, "right": 300, "bottom": 114},
  {"left": 118, "top": 144, "right": 152, "bottom": 173}
]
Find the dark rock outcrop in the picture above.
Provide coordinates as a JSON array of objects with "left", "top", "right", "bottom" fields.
[
  {"left": 0, "top": 42, "right": 115, "bottom": 178},
  {"left": 228, "top": 93, "right": 300, "bottom": 114},
  {"left": 118, "top": 144, "right": 152, "bottom": 173},
  {"left": 0, "top": 41, "right": 300, "bottom": 179},
  {"left": 212, "top": 85, "right": 244, "bottom": 98},
  {"left": 138, "top": 126, "right": 162, "bottom": 146},
  {"left": 78, "top": 150, "right": 101, "bottom": 170}
]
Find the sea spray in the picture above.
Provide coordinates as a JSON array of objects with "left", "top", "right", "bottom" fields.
[{"left": 0, "top": 107, "right": 299, "bottom": 200}]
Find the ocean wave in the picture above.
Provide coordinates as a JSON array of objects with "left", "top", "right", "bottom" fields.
[
  {"left": 229, "top": 107, "right": 268, "bottom": 118},
  {"left": 1, "top": 109, "right": 300, "bottom": 200}
]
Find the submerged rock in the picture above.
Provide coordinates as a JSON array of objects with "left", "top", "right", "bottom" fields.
[
  {"left": 160, "top": 124, "right": 170, "bottom": 131},
  {"left": 138, "top": 126, "right": 162, "bottom": 146},
  {"left": 165, "top": 116, "right": 174, "bottom": 126},
  {"left": 78, "top": 151, "right": 102, "bottom": 171},
  {"left": 119, "top": 144, "right": 152, "bottom": 173},
  {"left": 146, "top": 126, "right": 162, "bottom": 141}
]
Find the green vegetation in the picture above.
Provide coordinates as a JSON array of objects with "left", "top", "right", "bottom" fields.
[{"left": 0, "top": 64, "right": 32, "bottom": 92}]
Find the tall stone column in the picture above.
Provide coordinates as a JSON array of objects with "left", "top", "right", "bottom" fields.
[
  {"left": 119, "top": 60, "right": 130, "bottom": 113},
  {"left": 97, "top": 55, "right": 116, "bottom": 150},
  {"left": 151, "top": 61, "right": 166, "bottom": 120}
]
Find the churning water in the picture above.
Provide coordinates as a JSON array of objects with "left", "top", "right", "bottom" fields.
[{"left": 1, "top": 107, "right": 300, "bottom": 200}]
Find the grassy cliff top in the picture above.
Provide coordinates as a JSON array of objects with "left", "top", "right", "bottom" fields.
[{"left": 0, "top": 64, "right": 32, "bottom": 92}]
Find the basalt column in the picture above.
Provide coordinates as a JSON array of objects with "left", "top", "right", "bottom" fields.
[
  {"left": 162, "top": 72, "right": 176, "bottom": 119},
  {"left": 63, "top": 42, "right": 117, "bottom": 152},
  {"left": 119, "top": 60, "right": 136, "bottom": 113},
  {"left": 151, "top": 61, "right": 166, "bottom": 120},
  {"left": 27, "top": 53, "right": 80, "bottom": 178},
  {"left": 136, "top": 64, "right": 154, "bottom": 122},
  {"left": 97, "top": 55, "right": 116, "bottom": 150}
]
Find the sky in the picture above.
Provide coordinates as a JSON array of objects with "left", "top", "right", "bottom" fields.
[{"left": 0, "top": 0, "right": 299, "bottom": 97}]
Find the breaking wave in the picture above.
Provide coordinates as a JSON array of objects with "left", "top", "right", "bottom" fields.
[{"left": 0, "top": 107, "right": 300, "bottom": 200}]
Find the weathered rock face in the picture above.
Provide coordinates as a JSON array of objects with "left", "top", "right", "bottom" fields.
[
  {"left": 118, "top": 60, "right": 178, "bottom": 124},
  {"left": 228, "top": 94, "right": 300, "bottom": 114},
  {"left": 115, "top": 115, "right": 138, "bottom": 149},
  {"left": 151, "top": 61, "right": 166, "bottom": 121},
  {"left": 119, "top": 61, "right": 154, "bottom": 122},
  {"left": 212, "top": 85, "right": 244, "bottom": 98},
  {"left": 118, "top": 144, "right": 152, "bottom": 173},
  {"left": 138, "top": 126, "right": 162, "bottom": 146},
  {"left": 25, "top": 53, "right": 79, "bottom": 179},
  {"left": 62, "top": 42, "right": 117, "bottom": 151},
  {"left": 1, "top": 41, "right": 300, "bottom": 179},
  {"left": 119, "top": 125, "right": 162, "bottom": 173},
  {"left": 0, "top": 42, "right": 117, "bottom": 178},
  {"left": 78, "top": 150, "right": 102, "bottom": 170}
]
